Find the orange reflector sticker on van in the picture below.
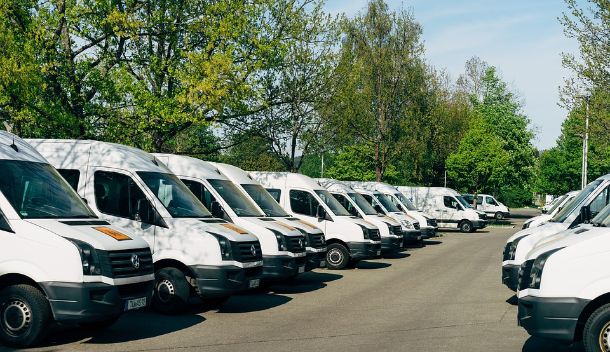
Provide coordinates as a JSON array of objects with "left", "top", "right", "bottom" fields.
[
  {"left": 94, "top": 227, "right": 132, "bottom": 241},
  {"left": 274, "top": 222, "right": 296, "bottom": 231},
  {"left": 221, "top": 223, "right": 249, "bottom": 234}
]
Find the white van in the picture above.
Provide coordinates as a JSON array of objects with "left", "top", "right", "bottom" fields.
[
  {"left": 347, "top": 185, "right": 423, "bottom": 247},
  {"left": 0, "top": 133, "right": 153, "bottom": 347},
  {"left": 517, "top": 205, "right": 610, "bottom": 350},
  {"left": 522, "top": 191, "right": 578, "bottom": 230},
  {"left": 153, "top": 155, "right": 308, "bottom": 280},
  {"left": 398, "top": 186, "right": 487, "bottom": 233},
  {"left": 502, "top": 175, "right": 610, "bottom": 291},
  {"left": 30, "top": 140, "right": 263, "bottom": 314},
  {"left": 250, "top": 172, "right": 382, "bottom": 270},
  {"left": 462, "top": 194, "right": 510, "bottom": 220},
  {"left": 318, "top": 179, "right": 403, "bottom": 254},
  {"left": 211, "top": 162, "right": 327, "bottom": 271},
  {"left": 352, "top": 182, "right": 438, "bottom": 238}
]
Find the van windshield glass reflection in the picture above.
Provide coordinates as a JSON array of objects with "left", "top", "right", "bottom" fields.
[
  {"left": 0, "top": 160, "right": 95, "bottom": 219},
  {"left": 138, "top": 172, "right": 212, "bottom": 218}
]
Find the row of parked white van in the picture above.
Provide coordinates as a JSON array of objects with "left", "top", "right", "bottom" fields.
[
  {"left": 502, "top": 178, "right": 610, "bottom": 351},
  {"left": 0, "top": 131, "right": 499, "bottom": 348}
]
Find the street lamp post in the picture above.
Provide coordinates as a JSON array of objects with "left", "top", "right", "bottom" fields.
[{"left": 581, "top": 96, "right": 590, "bottom": 189}]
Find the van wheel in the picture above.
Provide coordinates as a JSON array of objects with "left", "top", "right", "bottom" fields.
[
  {"left": 0, "top": 284, "right": 51, "bottom": 348},
  {"left": 495, "top": 212, "right": 504, "bottom": 220},
  {"left": 326, "top": 243, "right": 350, "bottom": 270},
  {"left": 459, "top": 221, "right": 473, "bottom": 233},
  {"left": 583, "top": 303, "right": 610, "bottom": 352},
  {"left": 153, "top": 267, "right": 191, "bottom": 314}
]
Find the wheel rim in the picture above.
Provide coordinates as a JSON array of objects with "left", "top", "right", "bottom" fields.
[
  {"left": 327, "top": 248, "right": 344, "bottom": 265},
  {"left": 2, "top": 299, "right": 31, "bottom": 337},
  {"left": 599, "top": 320, "right": 610, "bottom": 351},
  {"left": 496, "top": 213, "right": 503, "bottom": 220},
  {"left": 463, "top": 223, "right": 471, "bottom": 232},
  {"left": 156, "top": 279, "right": 176, "bottom": 303}
]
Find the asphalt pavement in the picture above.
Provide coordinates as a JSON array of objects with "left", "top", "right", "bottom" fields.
[{"left": 8, "top": 210, "right": 583, "bottom": 352}]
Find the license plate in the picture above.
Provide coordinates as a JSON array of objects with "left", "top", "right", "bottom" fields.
[
  {"left": 298, "top": 266, "right": 305, "bottom": 273},
  {"left": 376, "top": 250, "right": 381, "bottom": 255},
  {"left": 249, "top": 279, "right": 260, "bottom": 288},
  {"left": 320, "top": 260, "right": 326, "bottom": 267},
  {"left": 125, "top": 297, "right": 146, "bottom": 311}
]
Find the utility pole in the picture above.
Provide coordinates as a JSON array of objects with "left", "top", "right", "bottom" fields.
[
  {"left": 581, "top": 96, "right": 590, "bottom": 189},
  {"left": 444, "top": 169, "right": 447, "bottom": 188},
  {"left": 320, "top": 153, "right": 324, "bottom": 178}
]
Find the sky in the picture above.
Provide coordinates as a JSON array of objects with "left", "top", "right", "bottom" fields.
[{"left": 324, "top": 0, "right": 582, "bottom": 150}]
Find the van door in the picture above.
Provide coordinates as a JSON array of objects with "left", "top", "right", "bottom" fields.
[
  {"left": 484, "top": 196, "right": 499, "bottom": 214},
  {"left": 287, "top": 189, "right": 327, "bottom": 233},
  {"left": 440, "top": 196, "right": 461, "bottom": 229},
  {"left": 89, "top": 169, "right": 159, "bottom": 251}
]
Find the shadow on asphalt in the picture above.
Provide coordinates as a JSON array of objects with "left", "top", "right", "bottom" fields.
[
  {"left": 218, "top": 293, "right": 292, "bottom": 313},
  {"left": 506, "top": 295, "right": 518, "bottom": 306},
  {"left": 268, "top": 272, "right": 344, "bottom": 294},
  {"left": 383, "top": 252, "right": 410, "bottom": 259},
  {"left": 423, "top": 240, "right": 443, "bottom": 245},
  {"left": 522, "top": 336, "right": 580, "bottom": 351},
  {"left": 354, "top": 261, "right": 392, "bottom": 270},
  {"left": 41, "top": 310, "right": 205, "bottom": 347}
]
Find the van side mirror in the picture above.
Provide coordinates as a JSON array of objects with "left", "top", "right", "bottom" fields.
[
  {"left": 316, "top": 205, "right": 330, "bottom": 221},
  {"left": 374, "top": 204, "right": 384, "bottom": 214},
  {"left": 81, "top": 197, "right": 88, "bottom": 204},
  {"left": 580, "top": 205, "right": 592, "bottom": 223},
  {"left": 397, "top": 204, "right": 406, "bottom": 212},
  {"left": 136, "top": 199, "right": 153, "bottom": 223},
  {"left": 210, "top": 200, "right": 224, "bottom": 218},
  {"left": 348, "top": 207, "right": 360, "bottom": 217},
  {"left": 0, "top": 211, "right": 13, "bottom": 233}
]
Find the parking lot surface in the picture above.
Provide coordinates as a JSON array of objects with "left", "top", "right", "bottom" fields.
[{"left": 8, "top": 214, "right": 581, "bottom": 352}]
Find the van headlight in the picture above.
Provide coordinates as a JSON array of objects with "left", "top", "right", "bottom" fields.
[
  {"left": 357, "top": 224, "right": 371, "bottom": 239},
  {"left": 529, "top": 247, "right": 564, "bottom": 289},
  {"left": 67, "top": 238, "right": 102, "bottom": 276},
  {"left": 400, "top": 220, "right": 413, "bottom": 229},
  {"left": 211, "top": 233, "right": 233, "bottom": 260},
  {"left": 270, "top": 229, "right": 288, "bottom": 251},
  {"left": 508, "top": 236, "right": 527, "bottom": 260}
]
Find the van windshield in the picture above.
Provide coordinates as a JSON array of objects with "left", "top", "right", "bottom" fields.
[
  {"left": 241, "top": 184, "right": 289, "bottom": 217},
  {"left": 547, "top": 195, "right": 568, "bottom": 214},
  {"left": 314, "top": 190, "right": 351, "bottom": 216},
  {"left": 551, "top": 180, "right": 602, "bottom": 223},
  {"left": 456, "top": 196, "right": 472, "bottom": 209},
  {"left": 374, "top": 193, "right": 401, "bottom": 212},
  {"left": 0, "top": 160, "right": 95, "bottom": 219},
  {"left": 138, "top": 172, "right": 212, "bottom": 218},
  {"left": 394, "top": 192, "right": 417, "bottom": 210},
  {"left": 348, "top": 193, "right": 378, "bottom": 215},
  {"left": 209, "top": 179, "right": 265, "bottom": 217}
]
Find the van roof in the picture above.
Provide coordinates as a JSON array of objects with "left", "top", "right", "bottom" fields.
[
  {"left": 249, "top": 172, "right": 325, "bottom": 191},
  {"left": 153, "top": 154, "right": 228, "bottom": 181},
  {"left": 27, "top": 139, "right": 170, "bottom": 173},
  {"left": 397, "top": 186, "right": 461, "bottom": 196},
  {"left": 211, "top": 162, "right": 256, "bottom": 185},
  {"left": 0, "top": 131, "right": 47, "bottom": 163},
  {"left": 316, "top": 178, "right": 354, "bottom": 193}
]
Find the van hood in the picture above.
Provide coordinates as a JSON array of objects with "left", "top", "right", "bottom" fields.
[
  {"left": 25, "top": 219, "right": 150, "bottom": 251},
  {"left": 276, "top": 217, "right": 324, "bottom": 235},
  {"left": 507, "top": 221, "right": 567, "bottom": 243},
  {"left": 344, "top": 217, "right": 378, "bottom": 230},
  {"left": 526, "top": 225, "right": 605, "bottom": 260},
  {"left": 166, "top": 218, "right": 259, "bottom": 243},
  {"left": 240, "top": 217, "right": 304, "bottom": 237}
]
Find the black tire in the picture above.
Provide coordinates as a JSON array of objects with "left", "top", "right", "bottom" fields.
[
  {"left": 326, "top": 243, "right": 350, "bottom": 270},
  {"left": 495, "top": 212, "right": 504, "bottom": 221},
  {"left": 583, "top": 303, "right": 610, "bottom": 352},
  {"left": 459, "top": 221, "right": 474, "bottom": 233},
  {"left": 0, "top": 284, "right": 51, "bottom": 348},
  {"left": 152, "top": 267, "right": 191, "bottom": 315},
  {"left": 80, "top": 316, "right": 120, "bottom": 331}
]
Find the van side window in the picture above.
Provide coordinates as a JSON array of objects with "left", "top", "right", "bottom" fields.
[
  {"left": 443, "top": 196, "right": 458, "bottom": 209},
  {"left": 486, "top": 197, "right": 497, "bottom": 205},
  {"left": 181, "top": 179, "right": 216, "bottom": 209},
  {"left": 289, "top": 190, "right": 320, "bottom": 217},
  {"left": 58, "top": 169, "right": 80, "bottom": 192},
  {"left": 267, "top": 188, "right": 281, "bottom": 203},
  {"left": 361, "top": 194, "right": 373, "bottom": 204},
  {"left": 589, "top": 186, "right": 610, "bottom": 217},
  {"left": 332, "top": 193, "right": 356, "bottom": 216},
  {"left": 476, "top": 196, "right": 483, "bottom": 205},
  {"left": 94, "top": 171, "right": 152, "bottom": 221}
]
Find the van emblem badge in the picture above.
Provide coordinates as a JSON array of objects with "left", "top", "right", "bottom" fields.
[
  {"left": 298, "top": 239, "right": 304, "bottom": 248},
  {"left": 131, "top": 254, "right": 140, "bottom": 269},
  {"left": 250, "top": 245, "right": 257, "bottom": 257}
]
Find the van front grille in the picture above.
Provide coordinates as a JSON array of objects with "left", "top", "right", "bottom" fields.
[
  {"left": 232, "top": 241, "right": 263, "bottom": 262},
  {"left": 100, "top": 248, "right": 154, "bottom": 279}
]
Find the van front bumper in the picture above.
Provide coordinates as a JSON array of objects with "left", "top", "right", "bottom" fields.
[
  {"left": 191, "top": 264, "right": 263, "bottom": 297},
  {"left": 305, "top": 249, "right": 327, "bottom": 271},
  {"left": 473, "top": 220, "right": 487, "bottom": 229},
  {"left": 262, "top": 255, "right": 307, "bottom": 280},
  {"left": 348, "top": 241, "right": 382, "bottom": 260},
  {"left": 381, "top": 236, "right": 402, "bottom": 253},
  {"left": 518, "top": 295, "right": 589, "bottom": 343},
  {"left": 41, "top": 280, "right": 154, "bottom": 323},
  {"left": 402, "top": 230, "right": 423, "bottom": 247},
  {"left": 502, "top": 264, "right": 520, "bottom": 291},
  {"left": 421, "top": 227, "right": 437, "bottom": 238}
]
